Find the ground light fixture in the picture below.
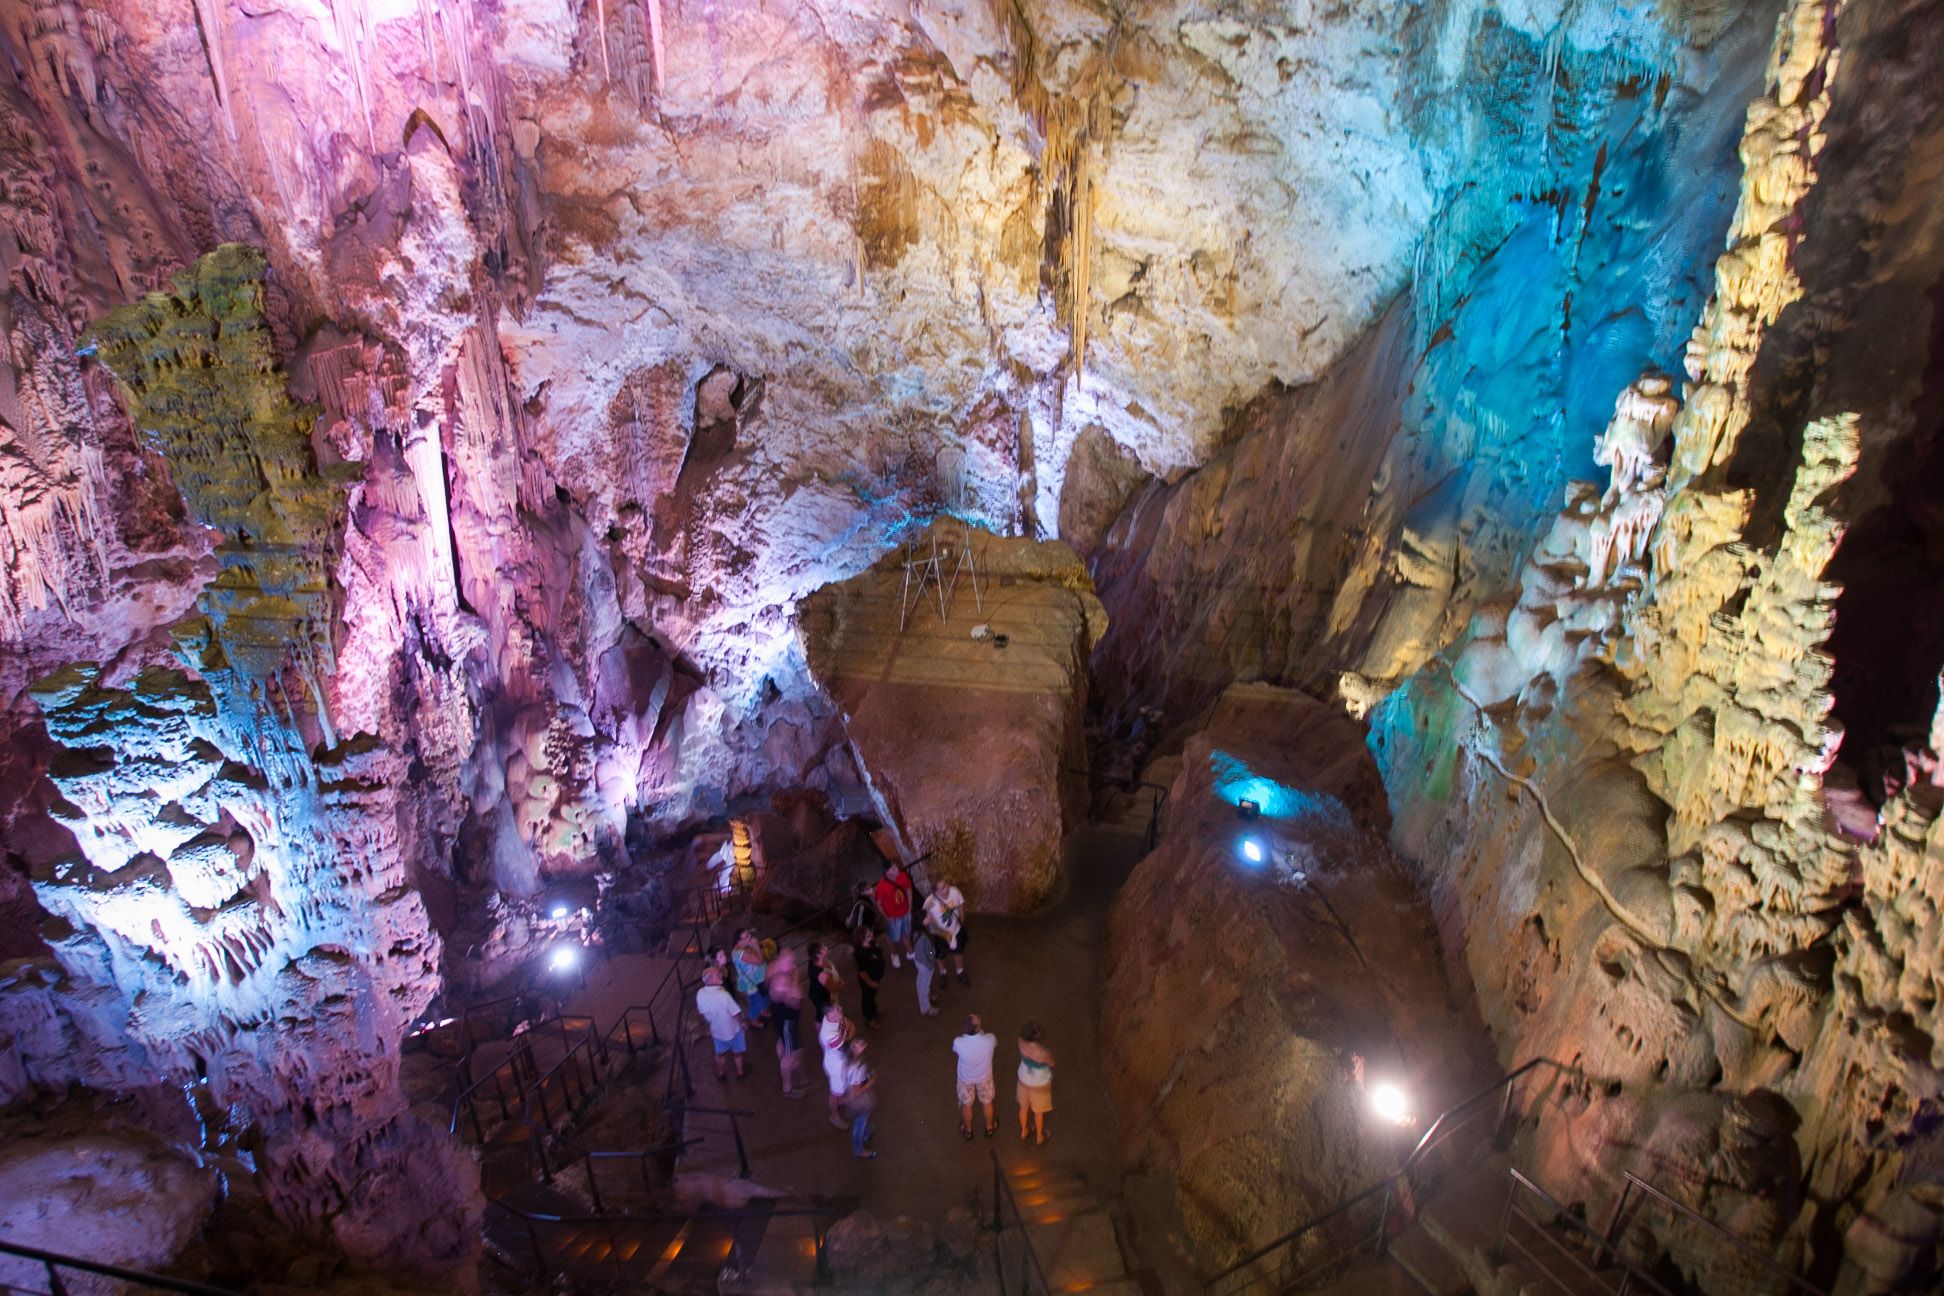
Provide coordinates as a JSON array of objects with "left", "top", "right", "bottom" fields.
[
  {"left": 550, "top": 903, "right": 570, "bottom": 920},
  {"left": 1369, "top": 1080, "right": 1412, "bottom": 1126},
  {"left": 549, "top": 944, "right": 580, "bottom": 973},
  {"left": 1239, "top": 837, "right": 1266, "bottom": 866}
]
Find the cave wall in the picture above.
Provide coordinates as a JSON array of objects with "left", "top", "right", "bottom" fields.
[
  {"left": 0, "top": 0, "right": 1713, "bottom": 1274},
  {"left": 1368, "top": 0, "right": 1944, "bottom": 1289},
  {"left": 1089, "top": 0, "right": 1783, "bottom": 727}
]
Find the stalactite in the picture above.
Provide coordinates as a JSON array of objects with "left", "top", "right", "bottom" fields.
[
  {"left": 594, "top": 0, "right": 612, "bottom": 84},
  {"left": 187, "top": 0, "right": 236, "bottom": 141},
  {"left": 326, "top": 0, "right": 379, "bottom": 154},
  {"left": 645, "top": 0, "right": 666, "bottom": 100},
  {"left": 990, "top": 0, "right": 1117, "bottom": 376}
]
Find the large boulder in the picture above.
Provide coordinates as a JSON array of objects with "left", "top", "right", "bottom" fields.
[
  {"left": 1100, "top": 684, "right": 1490, "bottom": 1273},
  {"left": 0, "top": 1133, "right": 220, "bottom": 1296},
  {"left": 799, "top": 523, "right": 1106, "bottom": 912}
]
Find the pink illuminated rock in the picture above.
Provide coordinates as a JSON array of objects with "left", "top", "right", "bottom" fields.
[{"left": 0, "top": 1134, "right": 219, "bottom": 1296}]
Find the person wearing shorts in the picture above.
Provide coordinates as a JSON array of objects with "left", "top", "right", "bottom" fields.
[
  {"left": 952, "top": 1013, "right": 998, "bottom": 1139},
  {"left": 873, "top": 863, "right": 915, "bottom": 967},
  {"left": 731, "top": 929, "right": 770, "bottom": 1026},
  {"left": 820, "top": 1003, "right": 853, "bottom": 1131},
  {"left": 768, "top": 945, "right": 807, "bottom": 1098},
  {"left": 695, "top": 968, "right": 747, "bottom": 1081},
  {"left": 1016, "top": 1023, "right": 1054, "bottom": 1144},
  {"left": 925, "top": 881, "right": 969, "bottom": 986}
]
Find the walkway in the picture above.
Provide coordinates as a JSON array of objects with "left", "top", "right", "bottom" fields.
[{"left": 673, "top": 823, "right": 1140, "bottom": 1221}]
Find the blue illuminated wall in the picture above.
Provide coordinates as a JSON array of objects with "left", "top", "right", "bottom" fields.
[{"left": 1392, "top": 2, "right": 1782, "bottom": 588}]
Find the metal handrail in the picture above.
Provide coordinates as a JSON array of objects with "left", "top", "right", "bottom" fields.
[
  {"left": 1601, "top": 1172, "right": 1827, "bottom": 1296},
  {"left": 1404, "top": 1056, "right": 1562, "bottom": 1172},
  {"left": 1201, "top": 1058, "right": 1577, "bottom": 1292},
  {"left": 550, "top": 1137, "right": 699, "bottom": 1214},
  {"left": 0, "top": 1239, "right": 246, "bottom": 1296},
  {"left": 524, "top": 1031, "right": 604, "bottom": 1136},
  {"left": 672, "top": 1103, "right": 756, "bottom": 1178},
  {"left": 490, "top": 1196, "right": 838, "bottom": 1286},
  {"left": 988, "top": 1150, "right": 1054, "bottom": 1296},
  {"left": 450, "top": 1033, "right": 542, "bottom": 1140},
  {"left": 1202, "top": 1180, "right": 1392, "bottom": 1295},
  {"left": 1498, "top": 1169, "right": 1678, "bottom": 1296}
]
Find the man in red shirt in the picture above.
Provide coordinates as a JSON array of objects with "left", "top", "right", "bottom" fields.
[{"left": 872, "top": 862, "right": 914, "bottom": 968}]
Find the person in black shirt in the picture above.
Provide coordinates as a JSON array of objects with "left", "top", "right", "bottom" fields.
[{"left": 854, "top": 925, "right": 886, "bottom": 1026}]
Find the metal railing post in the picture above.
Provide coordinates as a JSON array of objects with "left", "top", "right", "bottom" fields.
[
  {"left": 992, "top": 1156, "right": 1005, "bottom": 1232},
  {"left": 1595, "top": 1180, "right": 1632, "bottom": 1267},
  {"left": 585, "top": 1157, "right": 604, "bottom": 1214},
  {"left": 527, "top": 1219, "right": 546, "bottom": 1280},
  {"left": 1497, "top": 1073, "right": 1518, "bottom": 1147},
  {"left": 46, "top": 1260, "right": 67, "bottom": 1296},
  {"left": 1373, "top": 1182, "right": 1392, "bottom": 1255},
  {"left": 814, "top": 1215, "right": 831, "bottom": 1285},
  {"left": 731, "top": 1112, "right": 751, "bottom": 1178},
  {"left": 532, "top": 1122, "right": 552, "bottom": 1181},
  {"left": 1492, "top": 1171, "right": 1516, "bottom": 1263}
]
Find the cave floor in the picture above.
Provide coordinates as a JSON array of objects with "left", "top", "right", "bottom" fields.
[{"left": 564, "top": 822, "right": 1147, "bottom": 1263}]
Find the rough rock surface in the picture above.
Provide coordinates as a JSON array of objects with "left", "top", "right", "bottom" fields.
[
  {"left": 0, "top": 0, "right": 1936, "bottom": 1287},
  {"left": 0, "top": 1133, "right": 220, "bottom": 1296},
  {"left": 1369, "top": 1, "right": 1944, "bottom": 1289},
  {"left": 1100, "top": 684, "right": 1489, "bottom": 1272},
  {"left": 800, "top": 523, "right": 1104, "bottom": 911},
  {"left": 1090, "top": 3, "right": 1783, "bottom": 728}
]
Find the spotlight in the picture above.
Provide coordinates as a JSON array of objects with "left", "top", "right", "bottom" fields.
[
  {"left": 1239, "top": 837, "right": 1266, "bottom": 866},
  {"left": 549, "top": 945, "right": 580, "bottom": 973},
  {"left": 1370, "top": 1080, "right": 1412, "bottom": 1126},
  {"left": 1237, "top": 798, "right": 1261, "bottom": 819},
  {"left": 550, "top": 903, "right": 570, "bottom": 920}
]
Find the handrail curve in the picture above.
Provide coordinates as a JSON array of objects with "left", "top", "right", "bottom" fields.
[{"left": 1202, "top": 1057, "right": 1580, "bottom": 1293}]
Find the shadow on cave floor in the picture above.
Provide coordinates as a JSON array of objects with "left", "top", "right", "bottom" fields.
[{"left": 559, "top": 822, "right": 1148, "bottom": 1256}]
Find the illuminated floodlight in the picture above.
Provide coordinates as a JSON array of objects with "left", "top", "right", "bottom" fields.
[
  {"left": 549, "top": 945, "right": 580, "bottom": 973},
  {"left": 1370, "top": 1081, "right": 1411, "bottom": 1126},
  {"left": 1239, "top": 837, "right": 1266, "bottom": 866},
  {"left": 550, "top": 903, "right": 570, "bottom": 920}
]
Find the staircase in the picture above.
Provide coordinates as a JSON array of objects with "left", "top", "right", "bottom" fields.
[
  {"left": 991, "top": 1152, "right": 1150, "bottom": 1296},
  {"left": 484, "top": 1190, "right": 835, "bottom": 1291},
  {"left": 1201, "top": 1061, "right": 1832, "bottom": 1296}
]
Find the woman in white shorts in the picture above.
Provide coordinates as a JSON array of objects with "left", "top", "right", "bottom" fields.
[
  {"left": 820, "top": 1003, "right": 853, "bottom": 1131},
  {"left": 1016, "top": 1022, "right": 1054, "bottom": 1144}
]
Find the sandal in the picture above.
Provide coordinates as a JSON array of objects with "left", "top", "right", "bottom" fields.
[
  {"left": 985, "top": 1124, "right": 998, "bottom": 1138},
  {"left": 960, "top": 1124, "right": 974, "bottom": 1141}
]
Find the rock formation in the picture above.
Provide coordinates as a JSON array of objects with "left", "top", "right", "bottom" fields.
[
  {"left": 0, "top": 0, "right": 1938, "bottom": 1287},
  {"left": 1365, "top": 0, "right": 1944, "bottom": 1288},
  {"left": 800, "top": 521, "right": 1105, "bottom": 911},
  {"left": 1101, "top": 684, "right": 1490, "bottom": 1272}
]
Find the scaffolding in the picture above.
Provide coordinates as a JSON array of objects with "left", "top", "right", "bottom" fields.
[{"left": 897, "top": 446, "right": 984, "bottom": 633}]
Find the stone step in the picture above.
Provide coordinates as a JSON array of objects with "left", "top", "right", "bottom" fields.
[
  {"left": 1389, "top": 1223, "right": 1473, "bottom": 1296},
  {"left": 1026, "top": 1208, "right": 1131, "bottom": 1291},
  {"left": 1417, "top": 1153, "right": 1515, "bottom": 1293},
  {"left": 1306, "top": 1256, "right": 1427, "bottom": 1296}
]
